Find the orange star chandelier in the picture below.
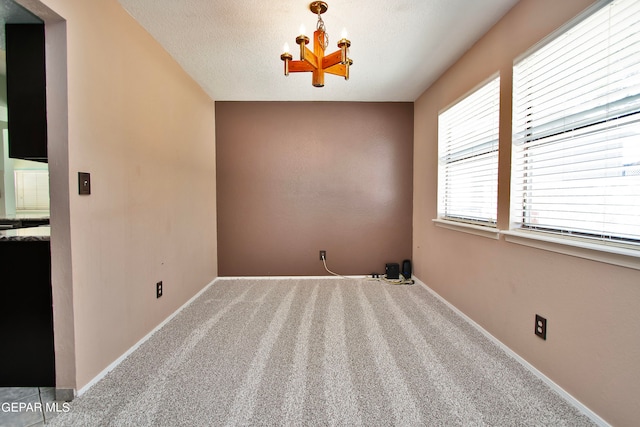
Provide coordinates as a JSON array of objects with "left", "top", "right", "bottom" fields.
[{"left": 280, "top": 1, "right": 352, "bottom": 87}]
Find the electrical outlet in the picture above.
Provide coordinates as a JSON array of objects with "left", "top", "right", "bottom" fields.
[
  {"left": 319, "top": 250, "right": 326, "bottom": 261},
  {"left": 535, "top": 314, "right": 546, "bottom": 340},
  {"left": 156, "top": 281, "right": 163, "bottom": 298}
]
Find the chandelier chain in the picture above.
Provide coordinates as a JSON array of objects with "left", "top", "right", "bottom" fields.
[{"left": 316, "top": 12, "right": 329, "bottom": 49}]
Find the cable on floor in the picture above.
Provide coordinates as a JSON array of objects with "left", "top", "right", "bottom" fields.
[
  {"left": 364, "top": 275, "right": 414, "bottom": 285},
  {"left": 321, "top": 255, "right": 413, "bottom": 284},
  {"left": 382, "top": 275, "right": 414, "bottom": 285},
  {"left": 322, "top": 255, "right": 351, "bottom": 279}
]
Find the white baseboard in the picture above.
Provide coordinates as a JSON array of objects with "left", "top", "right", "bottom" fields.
[
  {"left": 76, "top": 277, "right": 220, "bottom": 397},
  {"left": 413, "top": 277, "right": 609, "bottom": 427},
  {"left": 218, "top": 275, "right": 368, "bottom": 280}
]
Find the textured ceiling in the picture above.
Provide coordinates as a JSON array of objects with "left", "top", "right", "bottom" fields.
[
  {"left": 0, "top": 0, "right": 42, "bottom": 38},
  {"left": 117, "top": 0, "right": 519, "bottom": 102},
  {"left": 0, "top": 0, "right": 42, "bottom": 76}
]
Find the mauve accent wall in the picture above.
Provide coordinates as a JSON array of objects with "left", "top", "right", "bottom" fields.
[{"left": 216, "top": 102, "right": 413, "bottom": 276}]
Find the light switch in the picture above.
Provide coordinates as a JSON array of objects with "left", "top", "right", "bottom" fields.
[{"left": 78, "top": 172, "right": 91, "bottom": 195}]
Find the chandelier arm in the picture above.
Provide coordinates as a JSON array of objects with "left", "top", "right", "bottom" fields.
[
  {"left": 324, "top": 64, "right": 347, "bottom": 80},
  {"left": 322, "top": 50, "right": 342, "bottom": 69},
  {"left": 287, "top": 60, "right": 315, "bottom": 73},
  {"left": 301, "top": 45, "right": 319, "bottom": 69}
]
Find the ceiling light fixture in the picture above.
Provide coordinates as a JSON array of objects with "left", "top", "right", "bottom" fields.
[{"left": 280, "top": 1, "right": 352, "bottom": 87}]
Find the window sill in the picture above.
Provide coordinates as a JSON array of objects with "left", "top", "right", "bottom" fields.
[
  {"left": 501, "top": 229, "right": 640, "bottom": 271},
  {"left": 432, "top": 218, "right": 500, "bottom": 240}
]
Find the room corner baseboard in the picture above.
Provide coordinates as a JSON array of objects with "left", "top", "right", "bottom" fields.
[
  {"left": 413, "top": 277, "right": 610, "bottom": 427},
  {"left": 76, "top": 277, "right": 220, "bottom": 397}
]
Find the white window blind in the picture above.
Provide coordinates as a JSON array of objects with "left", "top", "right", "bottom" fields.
[
  {"left": 15, "top": 170, "right": 50, "bottom": 211},
  {"left": 511, "top": 0, "right": 640, "bottom": 247},
  {"left": 438, "top": 76, "right": 500, "bottom": 226}
]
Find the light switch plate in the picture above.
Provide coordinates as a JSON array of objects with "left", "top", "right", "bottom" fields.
[{"left": 78, "top": 172, "right": 91, "bottom": 195}]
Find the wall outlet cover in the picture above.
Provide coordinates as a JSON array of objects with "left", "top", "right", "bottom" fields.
[{"left": 535, "top": 314, "right": 547, "bottom": 340}]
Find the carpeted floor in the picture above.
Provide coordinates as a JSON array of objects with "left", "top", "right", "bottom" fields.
[{"left": 49, "top": 278, "right": 596, "bottom": 426}]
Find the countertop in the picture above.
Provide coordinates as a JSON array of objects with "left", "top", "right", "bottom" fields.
[
  {"left": 0, "top": 216, "right": 50, "bottom": 233},
  {"left": 0, "top": 213, "right": 49, "bottom": 220},
  {"left": 0, "top": 225, "right": 50, "bottom": 241}
]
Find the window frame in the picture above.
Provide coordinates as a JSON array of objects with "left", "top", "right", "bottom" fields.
[
  {"left": 509, "top": 0, "right": 640, "bottom": 254},
  {"left": 437, "top": 74, "right": 501, "bottom": 231}
]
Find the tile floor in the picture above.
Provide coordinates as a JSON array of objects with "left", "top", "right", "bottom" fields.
[{"left": 0, "top": 387, "right": 62, "bottom": 427}]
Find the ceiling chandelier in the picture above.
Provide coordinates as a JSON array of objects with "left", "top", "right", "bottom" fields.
[{"left": 280, "top": 1, "right": 352, "bottom": 87}]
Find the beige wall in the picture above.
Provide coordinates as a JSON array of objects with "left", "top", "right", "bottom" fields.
[
  {"left": 216, "top": 102, "right": 413, "bottom": 276},
  {"left": 413, "top": 0, "right": 640, "bottom": 425},
  {"left": 30, "top": 0, "right": 218, "bottom": 390}
]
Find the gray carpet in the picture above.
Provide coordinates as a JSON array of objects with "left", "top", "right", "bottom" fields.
[{"left": 49, "top": 278, "right": 595, "bottom": 426}]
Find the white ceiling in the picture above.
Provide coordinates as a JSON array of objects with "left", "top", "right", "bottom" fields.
[{"left": 117, "top": 0, "right": 519, "bottom": 102}]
